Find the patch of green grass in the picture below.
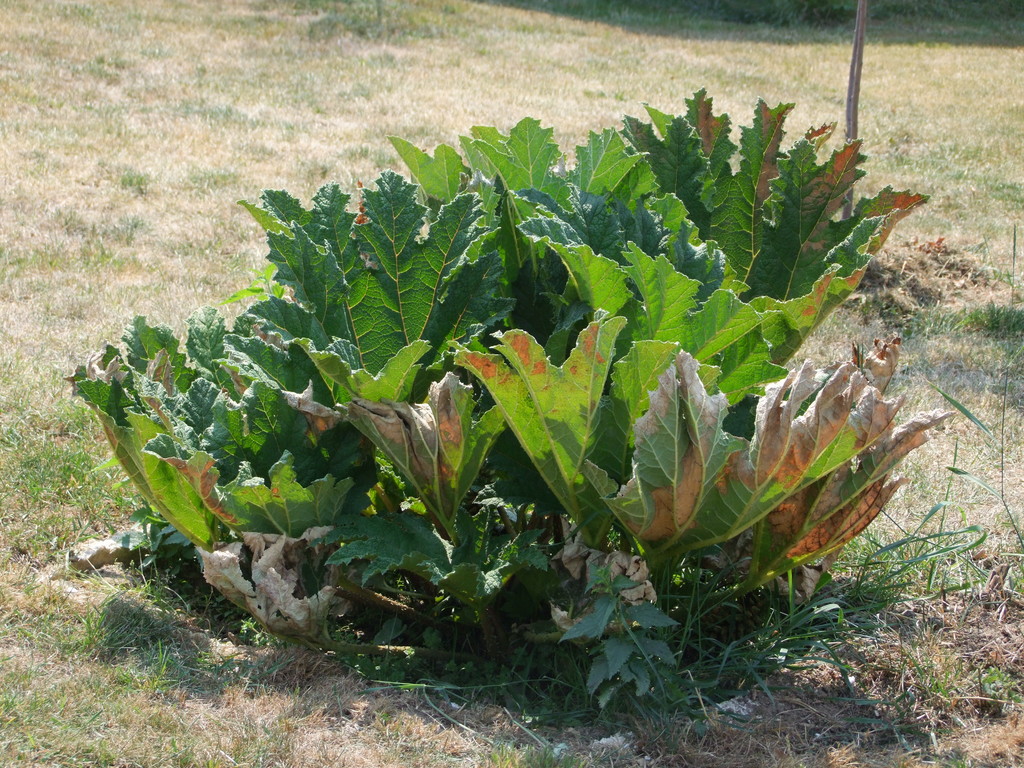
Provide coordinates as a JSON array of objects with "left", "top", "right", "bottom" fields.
[
  {"left": 78, "top": 238, "right": 123, "bottom": 269},
  {"left": 119, "top": 167, "right": 150, "bottom": 196},
  {"left": 188, "top": 167, "right": 241, "bottom": 193},
  {"left": 56, "top": 2, "right": 95, "bottom": 20},
  {"left": 252, "top": 0, "right": 444, "bottom": 41},
  {"left": 0, "top": 654, "right": 294, "bottom": 767},
  {"left": 177, "top": 102, "right": 255, "bottom": 126},
  {"left": 79, "top": 590, "right": 239, "bottom": 693},
  {"left": 0, "top": 400, "right": 135, "bottom": 559},
  {"left": 342, "top": 142, "right": 397, "bottom": 171},
  {"left": 904, "top": 305, "right": 1024, "bottom": 360},
  {"left": 872, "top": 0, "right": 1024, "bottom": 19},
  {"left": 960, "top": 304, "right": 1024, "bottom": 338},
  {"left": 488, "top": 745, "right": 591, "bottom": 768},
  {"left": 109, "top": 213, "right": 146, "bottom": 244}
]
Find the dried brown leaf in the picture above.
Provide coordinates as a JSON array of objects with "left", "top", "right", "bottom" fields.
[
  {"left": 847, "top": 386, "right": 904, "bottom": 451},
  {"left": 753, "top": 361, "right": 868, "bottom": 489},
  {"left": 788, "top": 362, "right": 867, "bottom": 472},
  {"left": 858, "top": 336, "right": 902, "bottom": 393},
  {"left": 865, "top": 408, "right": 953, "bottom": 477},
  {"left": 283, "top": 383, "right": 344, "bottom": 436},
  {"left": 752, "top": 361, "right": 820, "bottom": 486},
  {"left": 348, "top": 398, "right": 436, "bottom": 480},
  {"left": 766, "top": 484, "right": 819, "bottom": 548},
  {"left": 725, "top": 339, "right": 952, "bottom": 595},
  {"left": 147, "top": 349, "right": 175, "bottom": 395},
  {"left": 200, "top": 527, "right": 349, "bottom": 645},
  {"left": 636, "top": 353, "right": 731, "bottom": 535},
  {"left": 788, "top": 475, "right": 907, "bottom": 558},
  {"left": 82, "top": 348, "right": 125, "bottom": 383},
  {"left": 555, "top": 534, "right": 656, "bottom": 605},
  {"left": 433, "top": 374, "right": 463, "bottom": 450}
]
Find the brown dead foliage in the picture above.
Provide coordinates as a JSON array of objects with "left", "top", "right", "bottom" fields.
[
  {"left": 631, "top": 669, "right": 927, "bottom": 768},
  {"left": 953, "top": 714, "right": 1024, "bottom": 767},
  {"left": 854, "top": 237, "right": 1004, "bottom": 322}
]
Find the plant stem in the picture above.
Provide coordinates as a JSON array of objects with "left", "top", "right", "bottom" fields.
[
  {"left": 518, "top": 628, "right": 564, "bottom": 644},
  {"left": 480, "top": 606, "right": 509, "bottom": 659},
  {"left": 335, "top": 573, "right": 446, "bottom": 630},
  {"left": 292, "top": 635, "right": 481, "bottom": 664}
]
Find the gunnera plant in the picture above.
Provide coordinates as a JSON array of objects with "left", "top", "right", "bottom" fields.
[{"left": 73, "top": 91, "right": 951, "bottom": 712}]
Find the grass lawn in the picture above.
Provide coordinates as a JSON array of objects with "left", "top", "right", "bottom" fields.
[{"left": 0, "top": 1, "right": 1021, "bottom": 765}]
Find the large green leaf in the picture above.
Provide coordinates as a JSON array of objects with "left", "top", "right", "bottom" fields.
[
  {"left": 456, "top": 314, "right": 626, "bottom": 544},
  {"left": 327, "top": 511, "right": 546, "bottom": 611},
  {"left": 710, "top": 99, "right": 793, "bottom": 289},
  {"left": 184, "top": 307, "right": 234, "bottom": 391},
  {"left": 619, "top": 243, "right": 702, "bottom": 342},
  {"left": 570, "top": 128, "right": 654, "bottom": 200},
  {"left": 205, "top": 380, "right": 359, "bottom": 485},
  {"left": 219, "top": 453, "right": 357, "bottom": 536},
  {"left": 298, "top": 338, "right": 430, "bottom": 403},
  {"left": 753, "top": 189, "right": 927, "bottom": 365},
  {"left": 243, "top": 174, "right": 508, "bottom": 380},
  {"left": 240, "top": 293, "right": 336, "bottom": 350},
  {"left": 122, "top": 316, "right": 196, "bottom": 392},
  {"left": 74, "top": 364, "right": 222, "bottom": 549},
  {"left": 138, "top": 444, "right": 227, "bottom": 543},
  {"left": 389, "top": 137, "right": 466, "bottom": 203},
  {"left": 517, "top": 187, "right": 626, "bottom": 261},
  {"left": 491, "top": 176, "right": 542, "bottom": 282},
  {"left": 525, "top": 238, "right": 631, "bottom": 320},
  {"left": 461, "top": 118, "right": 567, "bottom": 203},
  {"left": 674, "top": 289, "right": 786, "bottom": 401},
  {"left": 222, "top": 333, "right": 325, "bottom": 398},
  {"left": 749, "top": 137, "right": 865, "bottom": 300},
  {"left": 622, "top": 108, "right": 712, "bottom": 234},
  {"left": 352, "top": 173, "right": 504, "bottom": 370},
  {"left": 135, "top": 375, "right": 223, "bottom": 452}
]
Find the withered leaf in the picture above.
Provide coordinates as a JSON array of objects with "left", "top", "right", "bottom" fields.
[
  {"left": 588, "top": 351, "right": 740, "bottom": 552},
  {"left": 787, "top": 475, "right": 907, "bottom": 558},
  {"left": 858, "top": 336, "right": 902, "bottom": 393},
  {"left": 724, "top": 351, "right": 951, "bottom": 596},
  {"left": 200, "top": 528, "right": 348, "bottom": 646},
  {"left": 283, "top": 383, "right": 344, "bottom": 436},
  {"left": 345, "top": 372, "right": 504, "bottom": 537}
]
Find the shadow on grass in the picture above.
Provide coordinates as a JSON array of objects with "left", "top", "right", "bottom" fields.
[
  {"left": 471, "top": 0, "right": 1024, "bottom": 47},
  {"left": 87, "top": 591, "right": 286, "bottom": 696}
]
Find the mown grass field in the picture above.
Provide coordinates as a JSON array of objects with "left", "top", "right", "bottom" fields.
[{"left": 1, "top": 1, "right": 1022, "bottom": 766}]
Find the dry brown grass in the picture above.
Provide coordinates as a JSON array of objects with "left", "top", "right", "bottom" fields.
[
  {"left": 1, "top": 0, "right": 1021, "bottom": 396},
  {"left": 1, "top": 0, "right": 1022, "bottom": 766}
]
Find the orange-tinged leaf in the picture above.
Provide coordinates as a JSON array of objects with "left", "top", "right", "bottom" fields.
[
  {"left": 787, "top": 475, "right": 907, "bottom": 558},
  {"left": 587, "top": 351, "right": 742, "bottom": 555},
  {"left": 456, "top": 314, "right": 626, "bottom": 544}
]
